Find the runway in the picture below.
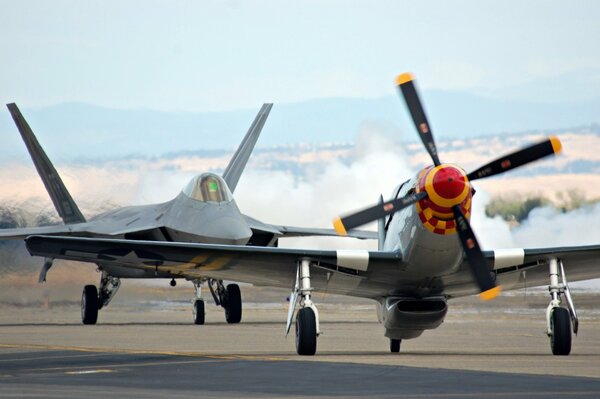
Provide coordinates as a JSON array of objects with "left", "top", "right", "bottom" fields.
[
  {"left": 1, "top": 293, "right": 600, "bottom": 398},
  {"left": 1, "top": 346, "right": 600, "bottom": 398}
]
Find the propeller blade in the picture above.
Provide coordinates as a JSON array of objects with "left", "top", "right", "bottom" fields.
[
  {"left": 333, "top": 191, "right": 427, "bottom": 235},
  {"left": 452, "top": 205, "right": 501, "bottom": 300},
  {"left": 396, "top": 73, "right": 441, "bottom": 166},
  {"left": 467, "top": 136, "right": 562, "bottom": 181}
]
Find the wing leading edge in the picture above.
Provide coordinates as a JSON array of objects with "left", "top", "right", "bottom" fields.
[
  {"left": 25, "top": 235, "right": 402, "bottom": 297},
  {"left": 24, "top": 236, "right": 600, "bottom": 299}
]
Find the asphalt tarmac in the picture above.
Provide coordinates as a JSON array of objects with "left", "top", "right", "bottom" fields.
[{"left": 1, "top": 294, "right": 600, "bottom": 398}]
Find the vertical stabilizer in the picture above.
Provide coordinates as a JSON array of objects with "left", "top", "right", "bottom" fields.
[
  {"left": 6, "top": 103, "right": 86, "bottom": 224},
  {"left": 222, "top": 103, "right": 272, "bottom": 193}
]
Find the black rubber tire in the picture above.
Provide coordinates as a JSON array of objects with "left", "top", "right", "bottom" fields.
[
  {"left": 193, "top": 299, "right": 205, "bottom": 325},
  {"left": 295, "top": 307, "right": 317, "bottom": 356},
  {"left": 224, "top": 284, "right": 242, "bottom": 324},
  {"left": 81, "top": 285, "right": 99, "bottom": 325},
  {"left": 390, "top": 339, "right": 401, "bottom": 353},
  {"left": 551, "top": 307, "right": 572, "bottom": 356}
]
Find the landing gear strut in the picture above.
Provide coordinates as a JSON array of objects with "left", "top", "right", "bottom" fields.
[
  {"left": 81, "top": 271, "right": 120, "bottom": 325},
  {"left": 546, "top": 258, "right": 579, "bottom": 356},
  {"left": 286, "top": 258, "right": 320, "bottom": 356},
  {"left": 192, "top": 280, "right": 205, "bottom": 325},
  {"left": 208, "top": 279, "right": 242, "bottom": 324}
]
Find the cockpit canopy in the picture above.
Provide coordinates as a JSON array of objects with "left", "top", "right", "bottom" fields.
[{"left": 182, "top": 173, "right": 233, "bottom": 203}]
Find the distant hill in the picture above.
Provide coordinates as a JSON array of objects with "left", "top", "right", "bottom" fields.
[{"left": 0, "top": 90, "right": 599, "bottom": 161}]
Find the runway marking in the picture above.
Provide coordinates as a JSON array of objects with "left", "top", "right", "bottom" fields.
[
  {"left": 18, "top": 359, "right": 227, "bottom": 374},
  {"left": 65, "top": 369, "right": 114, "bottom": 375},
  {"left": 0, "top": 352, "right": 116, "bottom": 362},
  {"left": 0, "top": 343, "right": 285, "bottom": 362}
]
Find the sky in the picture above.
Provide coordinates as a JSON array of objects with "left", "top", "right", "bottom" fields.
[
  {"left": 1, "top": 0, "right": 600, "bottom": 112},
  {"left": 1, "top": 0, "right": 600, "bottom": 290}
]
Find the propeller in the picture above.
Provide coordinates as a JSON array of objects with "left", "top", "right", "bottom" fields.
[
  {"left": 333, "top": 191, "right": 427, "bottom": 236},
  {"left": 333, "top": 72, "right": 562, "bottom": 300},
  {"left": 396, "top": 73, "right": 441, "bottom": 167}
]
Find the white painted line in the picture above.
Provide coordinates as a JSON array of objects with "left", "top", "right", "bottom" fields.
[{"left": 65, "top": 369, "right": 114, "bottom": 375}]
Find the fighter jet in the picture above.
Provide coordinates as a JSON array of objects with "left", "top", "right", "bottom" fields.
[
  {"left": 12, "top": 74, "right": 600, "bottom": 357},
  {"left": 1, "top": 103, "right": 375, "bottom": 326}
]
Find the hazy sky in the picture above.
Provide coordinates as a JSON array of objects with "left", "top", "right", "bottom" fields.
[{"left": 1, "top": 1, "right": 599, "bottom": 111}]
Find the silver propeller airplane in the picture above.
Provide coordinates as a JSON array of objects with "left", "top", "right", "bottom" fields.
[
  {"left": 6, "top": 74, "right": 600, "bottom": 357},
  {"left": 1, "top": 102, "right": 375, "bottom": 326}
]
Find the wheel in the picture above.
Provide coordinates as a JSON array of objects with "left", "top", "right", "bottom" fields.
[
  {"left": 550, "top": 307, "right": 571, "bottom": 356},
  {"left": 193, "top": 299, "right": 205, "bottom": 325},
  {"left": 295, "top": 307, "right": 317, "bottom": 356},
  {"left": 81, "top": 285, "right": 99, "bottom": 325},
  {"left": 224, "top": 283, "right": 242, "bottom": 324},
  {"left": 390, "top": 338, "right": 401, "bottom": 353}
]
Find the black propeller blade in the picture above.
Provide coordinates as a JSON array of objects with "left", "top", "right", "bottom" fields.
[
  {"left": 467, "top": 136, "right": 562, "bottom": 181},
  {"left": 396, "top": 73, "right": 441, "bottom": 167},
  {"left": 333, "top": 191, "right": 427, "bottom": 235},
  {"left": 452, "top": 205, "right": 501, "bottom": 300}
]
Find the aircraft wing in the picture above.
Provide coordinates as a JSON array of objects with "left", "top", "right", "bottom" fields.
[
  {"left": 0, "top": 225, "right": 85, "bottom": 240},
  {"left": 242, "top": 215, "right": 377, "bottom": 240},
  {"left": 274, "top": 225, "right": 378, "bottom": 240},
  {"left": 443, "top": 245, "right": 600, "bottom": 298},
  {"left": 23, "top": 235, "right": 600, "bottom": 299},
  {"left": 25, "top": 235, "right": 401, "bottom": 297}
]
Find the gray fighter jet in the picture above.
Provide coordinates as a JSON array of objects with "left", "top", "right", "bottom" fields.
[
  {"left": 9, "top": 74, "right": 600, "bottom": 357},
  {"left": 1, "top": 103, "right": 375, "bottom": 326}
]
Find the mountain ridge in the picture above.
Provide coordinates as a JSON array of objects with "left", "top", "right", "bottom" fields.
[{"left": 1, "top": 90, "right": 599, "bottom": 161}]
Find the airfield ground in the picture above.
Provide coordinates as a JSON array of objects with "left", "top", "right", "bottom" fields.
[{"left": 0, "top": 284, "right": 599, "bottom": 398}]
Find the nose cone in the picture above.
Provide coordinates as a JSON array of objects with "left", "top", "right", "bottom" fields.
[
  {"left": 423, "top": 165, "right": 470, "bottom": 208},
  {"left": 416, "top": 164, "right": 473, "bottom": 235},
  {"left": 202, "top": 215, "right": 253, "bottom": 242}
]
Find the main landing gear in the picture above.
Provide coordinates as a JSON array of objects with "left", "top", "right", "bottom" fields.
[
  {"left": 546, "top": 258, "right": 579, "bottom": 356},
  {"left": 286, "top": 258, "right": 320, "bottom": 356},
  {"left": 81, "top": 272, "right": 121, "bottom": 325},
  {"left": 190, "top": 279, "right": 243, "bottom": 325}
]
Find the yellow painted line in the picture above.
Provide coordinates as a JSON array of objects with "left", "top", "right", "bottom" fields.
[
  {"left": 0, "top": 343, "right": 286, "bottom": 362},
  {"left": 20, "top": 359, "right": 227, "bottom": 374},
  {"left": 0, "top": 352, "right": 115, "bottom": 362}
]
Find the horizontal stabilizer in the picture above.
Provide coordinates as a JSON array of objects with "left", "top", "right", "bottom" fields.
[
  {"left": 6, "top": 103, "right": 86, "bottom": 224},
  {"left": 223, "top": 103, "right": 272, "bottom": 193}
]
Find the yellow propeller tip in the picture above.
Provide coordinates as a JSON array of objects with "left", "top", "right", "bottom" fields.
[
  {"left": 333, "top": 217, "right": 348, "bottom": 236},
  {"left": 479, "top": 285, "right": 502, "bottom": 301},
  {"left": 395, "top": 73, "right": 414, "bottom": 86},
  {"left": 549, "top": 136, "right": 562, "bottom": 154}
]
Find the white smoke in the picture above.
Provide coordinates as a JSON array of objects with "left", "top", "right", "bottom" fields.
[
  {"left": 235, "top": 123, "right": 413, "bottom": 250},
  {"left": 1, "top": 123, "right": 599, "bottom": 290}
]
